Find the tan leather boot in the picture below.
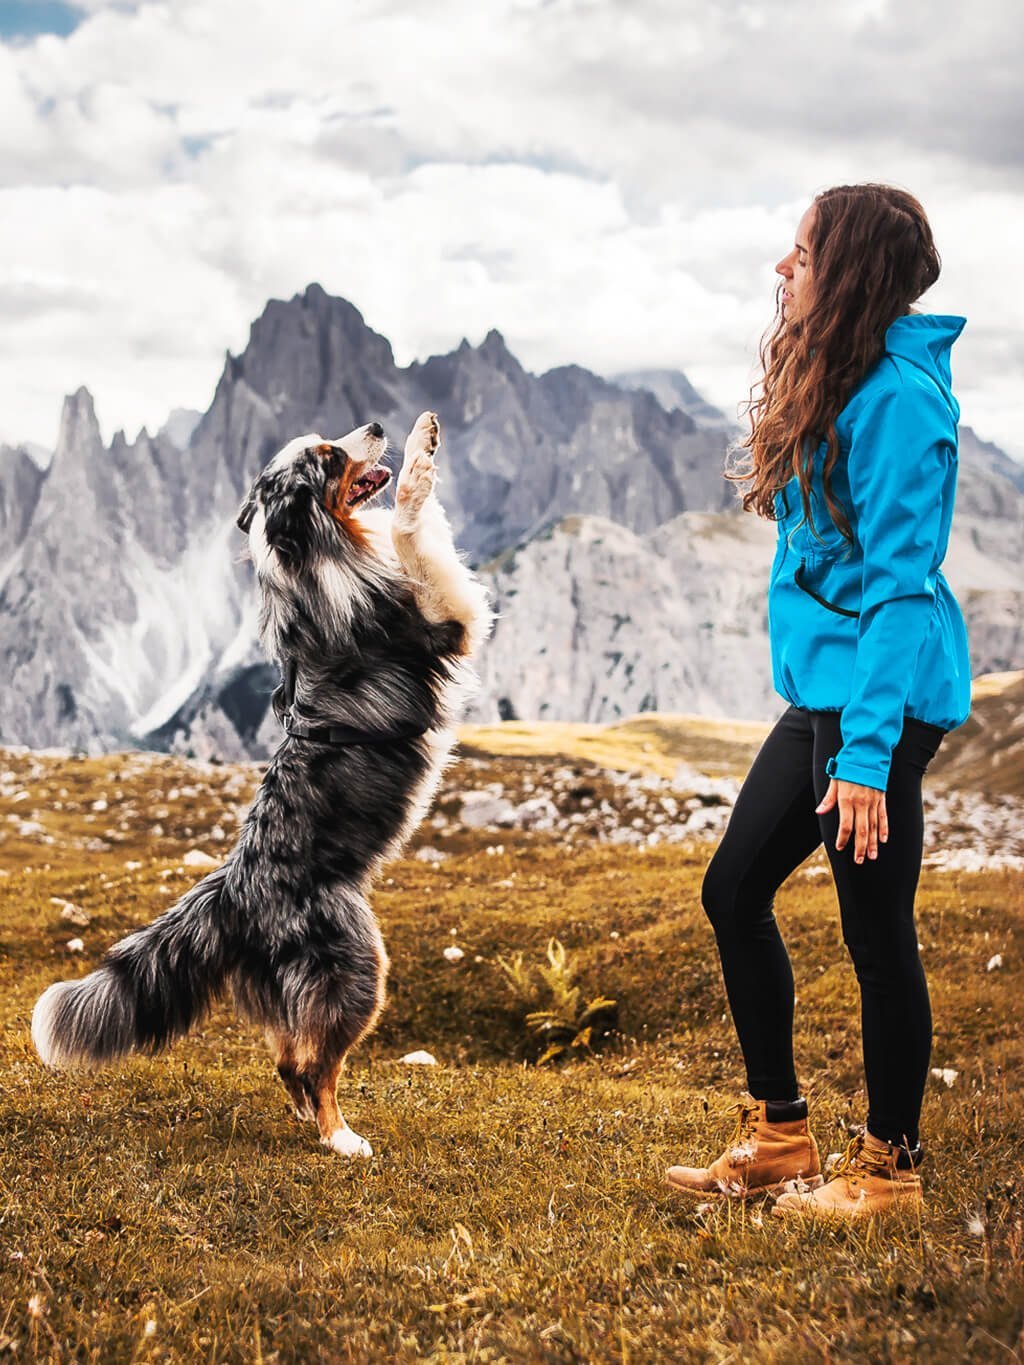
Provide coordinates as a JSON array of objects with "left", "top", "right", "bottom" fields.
[
  {"left": 773, "top": 1129, "right": 924, "bottom": 1219},
  {"left": 666, "top": 1095, "right": 821, "bottom": 1200}
]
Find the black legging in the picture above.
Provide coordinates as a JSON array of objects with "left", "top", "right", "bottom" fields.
[{"left": 701, "top": 705, "right": 944, "bottom": 1149}]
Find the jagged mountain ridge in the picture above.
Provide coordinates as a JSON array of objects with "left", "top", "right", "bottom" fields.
[
  {"left": 614, "top": 369, "right": 732, "bottom": 428},
  {"left": 1, "top": 283, "right": 1022, "bottom": 755},
  {"left": 0, "top": 285, "right": 736, "bottom": 751}
]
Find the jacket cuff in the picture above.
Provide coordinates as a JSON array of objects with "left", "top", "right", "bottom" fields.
[{"left": 825, "top": 754, "right": 888, "bottom": 792}]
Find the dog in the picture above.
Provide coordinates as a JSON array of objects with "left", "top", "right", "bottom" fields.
[{"left": 32, "top": 411, "right": 492, "bottom": 1156}]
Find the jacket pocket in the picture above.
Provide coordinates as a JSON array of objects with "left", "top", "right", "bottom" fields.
[{"left": 794, "top": 560, "right": 861, "bottom": 619}]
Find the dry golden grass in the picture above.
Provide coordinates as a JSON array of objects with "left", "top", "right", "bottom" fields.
[
  {"left": 460, "top": 714, "right": 768, "bottom": 779},
  {"left": 0, "top": 741, "right": 1021, "bottom": 1362}
]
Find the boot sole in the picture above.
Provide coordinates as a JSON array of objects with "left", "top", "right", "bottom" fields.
[
  {"left": 772, "top": 1190, "right": 924, "bottom": 1219},
  {"left": 665, "top": 1172, "right": 824, "bottom": 1201}
]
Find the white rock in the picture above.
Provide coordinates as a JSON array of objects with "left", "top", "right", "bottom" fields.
[
  {"left": 415, "top": 846, "right": 448, "bottom": 863},
  {"left": 986, "top": 954, "right": 1004, "bottom": 971},
  {"left": 181, "top": 850, "right": 219, "bottom": 869},
  {"left": 401, "top": 1050, "right": 438, "bottom": 1066},
  {"left": 57, "top": 901, "right": 90, "bottom": 927},
  {"left": 443, "top": 945, "right": 465, "bottom": 963},
  {"left": 65, "top": 938, "right": 85, "bottom": 953},
  {"left": 458, "top": 791, "right": 517, "bottom": 828},
  {"left": 930, "top": 1067, "right": 959, "bottom": 1088},
  {"left": 510, "top": 796, "right": 560, "bottom": 829}
]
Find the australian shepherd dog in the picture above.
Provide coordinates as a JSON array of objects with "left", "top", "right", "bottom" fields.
[{"left": 32, "top": 412, "right": 491, "bottom": 1157}]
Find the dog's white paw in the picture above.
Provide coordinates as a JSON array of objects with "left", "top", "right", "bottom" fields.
[
  {"left": 323, "top": 1124, "right": 373, "bottom": 1158},
  {"left": 403, "top": 410, "right": 440, "bottom": 463}
]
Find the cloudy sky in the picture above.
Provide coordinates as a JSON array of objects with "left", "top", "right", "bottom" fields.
[{"left": 2, "top": 0, "right": 1022, "bottom": 456}]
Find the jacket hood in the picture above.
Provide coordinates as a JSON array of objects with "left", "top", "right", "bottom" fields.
[{"left": 883, "top": 312, "right": 966, "bottom": 398}]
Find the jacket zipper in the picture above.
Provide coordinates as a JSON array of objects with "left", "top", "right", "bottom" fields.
[{"left": 794, "top": 559, "right": 860, "bottom": 619}]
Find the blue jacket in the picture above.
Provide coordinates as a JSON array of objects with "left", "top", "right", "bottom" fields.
[{"left": 767, "top": 313, "right": 972, "bottom": 791}]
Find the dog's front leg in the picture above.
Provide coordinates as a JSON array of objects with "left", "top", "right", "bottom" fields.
[{"left": 391, "top": 412, "right": 491, "bottom": 656}]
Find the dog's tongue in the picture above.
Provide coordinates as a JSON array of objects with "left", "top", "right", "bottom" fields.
[{"left": 346, "top": 467, "right": 390, "bottom": 505}]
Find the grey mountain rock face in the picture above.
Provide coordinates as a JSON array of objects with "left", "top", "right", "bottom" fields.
[
  {"left": 471, "top": 511, "right": 779, "bottom": 725},
  {"left": 0, "top": 443, "right": 45, "bottom": 562},
  {"left": 614, "top": 369, "right": 732, "bottom": 428},
  {"left": 158, "top": 408, "right": 202, "bottom": 452},
  {"left": 0, "top": 283, "right": 1022, "bottom": 755},
  {"left": 408, "top": 333, "right": 736, "bottom": 560},
  {"left": 470, "top": 492, "right": 1024, "bottom": 726}
]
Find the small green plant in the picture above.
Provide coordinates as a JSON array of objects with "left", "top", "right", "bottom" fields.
[{"left": 496, "top": 937, "right": 618, "bottom": 1064}]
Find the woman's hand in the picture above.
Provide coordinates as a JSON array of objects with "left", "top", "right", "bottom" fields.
[{"left": 815, "top": 779, "right": 888, "bottom": 863}]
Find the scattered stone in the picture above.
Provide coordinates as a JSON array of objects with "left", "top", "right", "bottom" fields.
[
  {"left": 930, "top": 1067, "right": 959, "bottom": 1088},
  {"left": 56, "top": 900, "right": 89, "bottom": 927},
  {"left": 181, "top": 850, "right": 219, "bottom": 869},
  {"left": 443, "top": 945, "right": 465, "bottom": 963},
  {"left": 65, "top": 938, "right": 85, "bottom": 953},
  {"left": 986, "top": 953, "right": 1004, "bottom": 971},
  {"left": 415, "top": 846, "right": 448, "bottom": 864},
  {"left": 458, "top": 791, "right": 517, "bottom": 828},
  {"left": 401, "top": 1050, "right": 438, "bottom": 1066}
]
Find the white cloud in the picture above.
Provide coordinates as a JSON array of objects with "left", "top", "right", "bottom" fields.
[{"left": 0, "top": 0, "right": 1022, "bottom": 456}]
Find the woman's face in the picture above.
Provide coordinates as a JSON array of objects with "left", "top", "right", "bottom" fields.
[{"left": 776, "top": 204, "right": 815, "bottom": 321}]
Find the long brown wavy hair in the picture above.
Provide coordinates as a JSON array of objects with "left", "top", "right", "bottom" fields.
[{"left": 728, "top": 184, "right": 942, "bottom": 541}]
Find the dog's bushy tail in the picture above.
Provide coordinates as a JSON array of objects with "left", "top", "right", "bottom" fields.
[{"left": 32, "top": 866, "right": 232, "bottom": 1069}]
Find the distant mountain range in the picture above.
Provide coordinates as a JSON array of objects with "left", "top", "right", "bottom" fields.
[{"left": 1, "top": 284, "right": 1021, "bottom": 758}]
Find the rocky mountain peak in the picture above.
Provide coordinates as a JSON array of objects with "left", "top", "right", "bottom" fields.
[
  {"left": 54, "top": 387, "right": 102, "bottom": 464},
  {"left": 188, "top": 285, "right": 402, "bottom": 497},
  {"left": 34, "top": 387, "right": 111, "bottom": 541},
  {"left": 477, "top": 328, "right": 523, "bottom": 378},
  {"left": 615, "top": 368, "right": 731, "bottom": 429},
  {"left": 409, "top": 326, "right": 531, "bottom": 431},
  {"left": 241, "top": 285, "right": 397, "bottom": 397}
]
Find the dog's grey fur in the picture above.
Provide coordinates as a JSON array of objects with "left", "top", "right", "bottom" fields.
[{"left": 32, "top": 412, "right": 491, "bottom": 1155}]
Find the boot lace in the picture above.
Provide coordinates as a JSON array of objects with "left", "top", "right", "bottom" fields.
[
  {"left": 826, "top": 1133, "right": 892, "bottom": 1186},
  {"left": 724, "top": 1099, "right": 759, "bottom": 1164}
]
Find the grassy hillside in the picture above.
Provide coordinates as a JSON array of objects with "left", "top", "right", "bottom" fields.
[
  {"left": 928, "top": 670, "right": 1024, "bottom": 796},
  {"left": 460, "top": 713, "right": 769, "bottom": 778},
  {"left": 0, "top": 738, "right": 1021, "bottom": 1362}
]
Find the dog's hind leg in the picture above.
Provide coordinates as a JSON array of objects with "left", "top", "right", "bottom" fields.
[
  {"left": 268, "top": 1028, "right": 373, "bottom": 1154},
  {"left": 306, "top": 1050, "right": 373, "bottom": 1159},
  {"left": 266, "top": 1028, "right": 315, "bottom": 1122}
]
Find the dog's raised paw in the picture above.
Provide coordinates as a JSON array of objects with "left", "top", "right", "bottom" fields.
[
  {"left": 395, "top": 450, "right": 437, "bottom": 523},
  {"left": 404, "top": 410, "right": 440, "bottom": 462},
  {"left": 323, "top": 1125, "right": 373, "bottom": 1158}
]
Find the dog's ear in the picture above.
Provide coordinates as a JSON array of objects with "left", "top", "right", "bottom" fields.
[
  {"left": 236, "top": 484, "right": 257, "bottom": 534},
  {"left": 262, "top": 486, "right": 312, "bottom": 570}
]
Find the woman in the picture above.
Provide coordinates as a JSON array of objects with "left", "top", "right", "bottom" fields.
[{"left": 665, "top": 184, "right": 971, "bottom": 1219}]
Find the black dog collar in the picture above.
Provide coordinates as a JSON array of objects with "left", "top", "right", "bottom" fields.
[
  {"left": 279, "top": 660, "right": 429, "bottom": 747},
  {"left": 283, "top": 709, "right": 429, "bottom": 746}
]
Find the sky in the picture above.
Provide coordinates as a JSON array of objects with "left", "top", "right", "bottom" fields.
[{"left": 2, "top": 0, "right": 1023, "bottom": 457}]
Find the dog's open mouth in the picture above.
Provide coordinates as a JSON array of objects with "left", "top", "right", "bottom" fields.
[{"left": 343, "top": 465, "right": 392, "bottom": 509}]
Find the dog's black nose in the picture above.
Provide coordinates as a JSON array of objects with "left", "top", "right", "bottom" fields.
[{"left": 367, "top": 422, "right": 384, "bottom": 439}]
